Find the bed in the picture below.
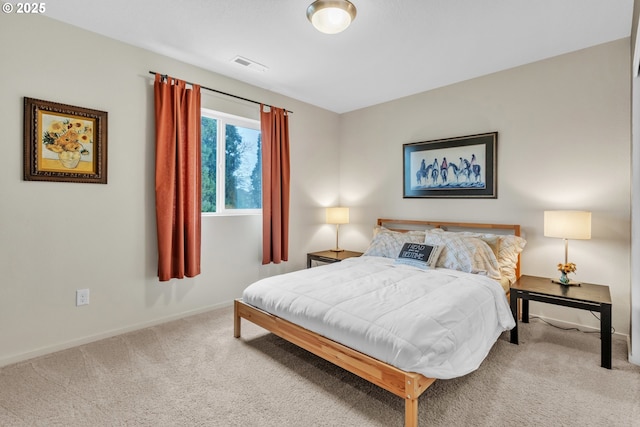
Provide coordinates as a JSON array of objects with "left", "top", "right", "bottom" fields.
[{"left": 234, "top": 219, "right": 525, "bottom": 427}]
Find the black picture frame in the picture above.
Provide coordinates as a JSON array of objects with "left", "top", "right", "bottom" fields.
[{"left": 403, "top": 132, "right": 497, "bottom": 199}]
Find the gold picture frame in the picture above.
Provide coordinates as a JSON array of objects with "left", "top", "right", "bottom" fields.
[{"left": 24, "top": 97, "right": 107, "bottom": 184}]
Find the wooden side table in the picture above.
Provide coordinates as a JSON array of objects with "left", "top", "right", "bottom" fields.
[
  {"left": 509, "top": 275, "right": 612, "bottom": 369},
  {"left": 306, "top": 250, "right": 363, "bottom": 268}
]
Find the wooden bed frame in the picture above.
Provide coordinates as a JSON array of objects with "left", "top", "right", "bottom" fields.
[{"left": 234, "top": 219, "right": 521, "bottom": 427}]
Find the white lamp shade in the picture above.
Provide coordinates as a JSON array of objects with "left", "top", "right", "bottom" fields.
[
  {"left": 307, "top": 0, "right": 356, "bottom": 34},
  {"left": 326, "top": 207, "right": 349, "bottom": 224},
  {"left": 544, "top": 210, "right": 591, "bottom": 240}
]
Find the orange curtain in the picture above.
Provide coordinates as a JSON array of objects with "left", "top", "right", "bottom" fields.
[
  {"left": 154, "top": 74, "right": 202, "bottom": 281},
  {"left": 260, "top": 105, "right": 290, "bottom": 264}
]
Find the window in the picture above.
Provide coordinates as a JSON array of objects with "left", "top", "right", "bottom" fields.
[{"left": 201, "top": 109, "right": 262, "bottom": 214}]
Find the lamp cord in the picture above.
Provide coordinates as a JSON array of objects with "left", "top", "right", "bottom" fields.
[{"left": 528, "top": 314, "right": 615, "bottom": 336}]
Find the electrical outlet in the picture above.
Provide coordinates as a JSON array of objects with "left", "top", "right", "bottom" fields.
[{"left": 76, "top": 289, "right": 90, "bottom": 306}]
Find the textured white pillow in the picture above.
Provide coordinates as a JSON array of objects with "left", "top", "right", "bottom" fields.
[
  {"left": 363, "top": 227, "right": 425, "bottom": 258},
  {"left": 424, "top": 232, "right": 501, "bottom": 280},
  {"left": 494, "top": 234, "right": 526, "bottom": 284},
  {"left": 429, "top": 229, "right": 526, "bottom": 284}
]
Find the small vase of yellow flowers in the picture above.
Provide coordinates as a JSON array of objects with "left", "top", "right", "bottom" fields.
[{"left": 556, "top": 262, "right": 577, "bottom": 286}]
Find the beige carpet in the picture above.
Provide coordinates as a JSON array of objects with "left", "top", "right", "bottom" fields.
[{"left": 1, "top": 306, "right": 639, "bottom": 427}]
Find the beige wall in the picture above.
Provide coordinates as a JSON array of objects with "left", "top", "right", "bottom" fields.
[
  {"left": 339, "top": 39, "right": 632, "bottom": 335},
  {"left": 0, "top": 15, "right": 341, "bottom": 366}
]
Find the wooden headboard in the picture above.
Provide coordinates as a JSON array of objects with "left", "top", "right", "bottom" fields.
[{"left": 377, "top": 218, "right": 522, "bottom": 279}]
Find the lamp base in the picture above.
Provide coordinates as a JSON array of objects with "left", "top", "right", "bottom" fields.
[
  {"left": 551, "top": 278, "right": 581, "bottom": 286},
  {"left": 330, "top": 248, "right": 344, "bottom": 252}
]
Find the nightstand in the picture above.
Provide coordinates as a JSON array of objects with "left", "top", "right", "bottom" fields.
[
  {"left": 306, "top": 250, "right": 363, "bottom": 268},
  {"left": 509, "top": 274, "right": 612, "bottom": 369}
]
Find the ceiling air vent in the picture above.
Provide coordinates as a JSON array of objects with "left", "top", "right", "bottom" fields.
[{"left": 231, "top": 56, "right": 268, "bottom": 72}]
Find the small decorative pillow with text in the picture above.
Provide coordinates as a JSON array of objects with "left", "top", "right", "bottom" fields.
[{"left": 395, "top": 243, "right": 443, "bottom": 269}]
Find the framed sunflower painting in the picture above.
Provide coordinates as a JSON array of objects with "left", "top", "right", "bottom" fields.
[{"left": 24, "top": 97, "right": 107, "bottom": 183}]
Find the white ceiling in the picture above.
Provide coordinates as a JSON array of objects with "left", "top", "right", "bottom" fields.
[{"left": 45, "top": 0, "right": 633, "bottom": 114}]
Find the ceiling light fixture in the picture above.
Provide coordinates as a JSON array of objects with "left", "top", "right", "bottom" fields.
[{"left": 306, "top": 0, "right": 357, "bottom": 35}]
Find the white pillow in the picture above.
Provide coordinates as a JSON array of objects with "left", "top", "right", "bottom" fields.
[
  {"left": 429, "top": 229, "right": 526, "bottom": 284},
  {"left": 424, "top": 232, "right": 501, "bottom": 280},
  {"left": 363, "top": 227, "right": 425, "bottom": 258},
  {"left": 494, "top": 234, "right": 526, "bottom": 284}
]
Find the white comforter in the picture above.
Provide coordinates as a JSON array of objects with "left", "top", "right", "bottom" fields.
[{"left": 242, "top": 256, "right": 515, "bottom": 379}]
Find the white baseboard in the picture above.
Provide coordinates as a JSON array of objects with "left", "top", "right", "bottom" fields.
[
  {"left": 628, "top": 336, "right": 640, "bottom": 366},
  {"left": 528, "top": 314, "right": 628, "bottom": 339},
  {"left": 0, "top": 301, "right": 234, "bottom": 368}
]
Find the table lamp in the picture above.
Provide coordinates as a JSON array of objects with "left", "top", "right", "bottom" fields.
[
  {"left": 326, "top": 207, "right": 349, "bottom": 252},
  {"left": 543, "top": 210, "right": 591, "bottom": 285}
]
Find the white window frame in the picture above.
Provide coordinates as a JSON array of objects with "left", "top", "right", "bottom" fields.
[{"left": 201, "top": 108, "right": 262, "bottom": 216}]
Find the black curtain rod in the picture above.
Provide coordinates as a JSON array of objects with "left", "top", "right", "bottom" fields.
[{"left": 148, "top": 71, "right": 292, "bottom": 114}]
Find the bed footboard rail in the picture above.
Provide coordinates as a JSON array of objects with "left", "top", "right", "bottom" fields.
[{"left": 234, "top": 299, "right": 435, "bottom": 427}]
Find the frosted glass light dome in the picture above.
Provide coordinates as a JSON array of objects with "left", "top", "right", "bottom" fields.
[{"left": 307, "top": 0, "right": 357, "bottom": 34}]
